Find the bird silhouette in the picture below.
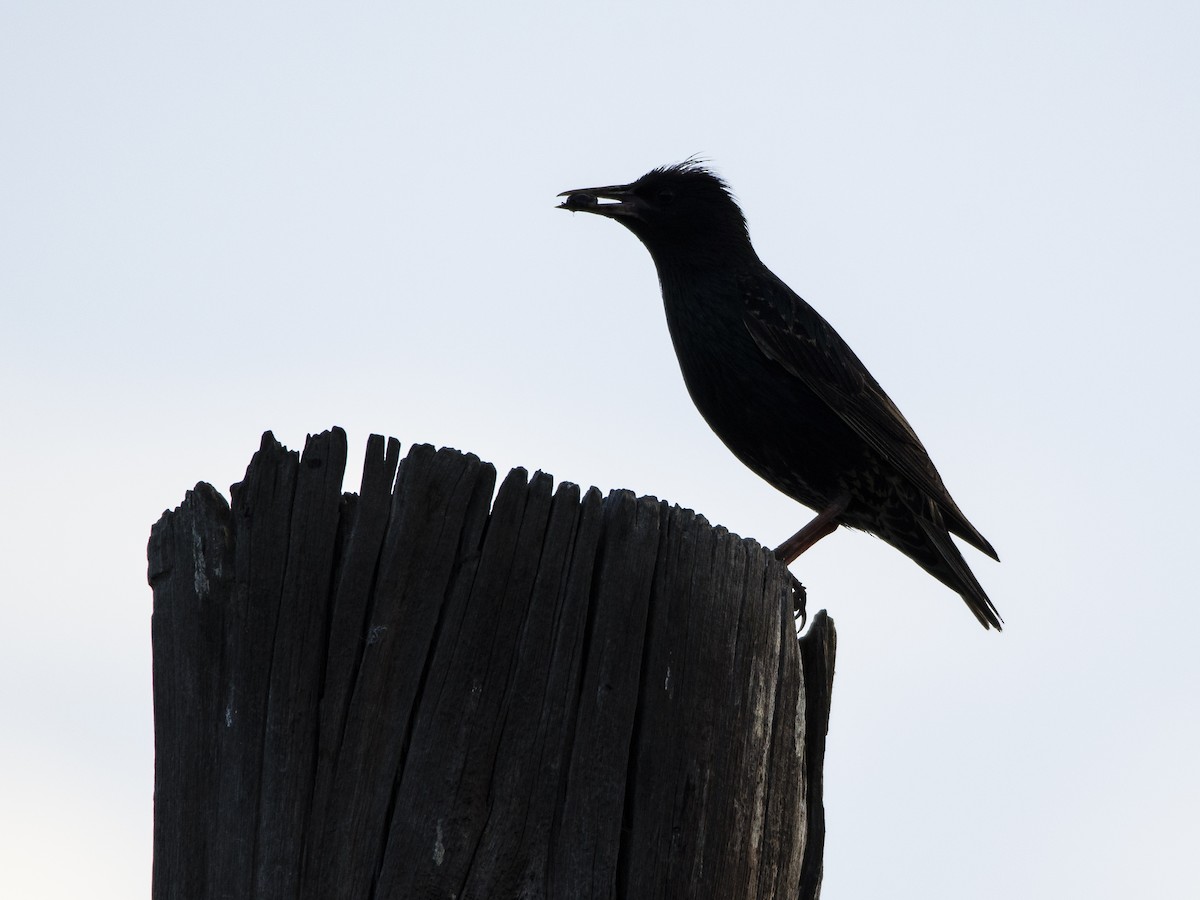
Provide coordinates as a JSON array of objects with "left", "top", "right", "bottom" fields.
[{"left": 559, "top": 161, "right": 1001, "bottom": 629}]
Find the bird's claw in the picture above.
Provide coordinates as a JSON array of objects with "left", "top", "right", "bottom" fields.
[{"left": 790, "top": 574, "right": 807, "bottom": 627}]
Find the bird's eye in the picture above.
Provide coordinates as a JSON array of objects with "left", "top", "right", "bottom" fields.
[{"left": 656, "top": 189, "right": 675, "bottom": 205}]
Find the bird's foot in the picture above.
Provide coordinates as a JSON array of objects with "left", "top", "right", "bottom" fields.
[{"left": 789, "top": 573, "right": 808, "bottom": 626}]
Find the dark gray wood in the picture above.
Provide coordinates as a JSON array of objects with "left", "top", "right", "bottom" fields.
[
  {"left": 551, "top": 489, "right": 663, "bottom": 899},
  {"left": 304, "top": 434, "right": 401, "bottom": 892},
  {"left": 148, "top": 480, "right": 234, "bottom": 900},
  {"left": 797, "top": 611, "right": 837, "bottom": 900},
  {"left": 149, "top": 429, "right": 836, "bottom": 900},
  {"left": 308, "top": 442, "right": 497, "bottom": 900},
  {"left": 254, "top": 428, "right": 349, "bottom": 897}
]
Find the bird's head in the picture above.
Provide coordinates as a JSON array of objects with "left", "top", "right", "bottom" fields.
[{"left": 558, "top": 161, "right": 752, "bottom": 263}]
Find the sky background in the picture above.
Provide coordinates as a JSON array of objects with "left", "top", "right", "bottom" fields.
[{"left": 3, "top": 2, "right": 1198, "bottom": 897}]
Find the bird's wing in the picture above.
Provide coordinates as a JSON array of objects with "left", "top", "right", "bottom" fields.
[{"left": 741, "top": 272, "right": 998, "bottom": 560}]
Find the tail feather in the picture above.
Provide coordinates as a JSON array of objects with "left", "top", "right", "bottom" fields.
[
  {"left": 938, "top": 501, "right": 1000, "bottom": 562},
  {"left": 914, "top": 517, "right": 1003, "bottom": 630}
]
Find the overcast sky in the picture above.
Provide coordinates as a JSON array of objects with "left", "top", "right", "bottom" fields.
[{"left": 2, "top": 2, "right": 1198, "bottom": 897}]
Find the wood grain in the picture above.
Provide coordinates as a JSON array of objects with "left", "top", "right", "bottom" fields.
[{"left": 148, "top": 428, "right": 836, "bottom": 900}]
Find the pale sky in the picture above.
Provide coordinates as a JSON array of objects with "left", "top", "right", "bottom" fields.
[{"left": 2, "top": 2, "right": 1198, "bottom": 897}]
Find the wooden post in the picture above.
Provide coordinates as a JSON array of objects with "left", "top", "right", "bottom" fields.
[{"left": 148, "top": 428, "right": 836, "bottom": 900}]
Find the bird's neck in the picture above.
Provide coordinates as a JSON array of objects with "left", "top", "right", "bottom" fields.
[
  {"left": 648, "top": 243, "right": 760, "bottom": 302},
  {"left": 646, "top": 240, "right": 760, "bottom": 282},
  {"left": 651, "top": 252, "right": 758, "bottom": 346}
]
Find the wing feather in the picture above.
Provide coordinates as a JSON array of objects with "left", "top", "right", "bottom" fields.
[{"left": 740, "top": 271, "right": 998, "bottom": 560}]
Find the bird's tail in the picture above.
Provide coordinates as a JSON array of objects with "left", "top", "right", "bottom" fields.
[
  {"left": 940, "top": 501, "right": 1000, "bottom": 562},
  {"left": 913, "top": 517, "right": 1004, "bottom": 630}
]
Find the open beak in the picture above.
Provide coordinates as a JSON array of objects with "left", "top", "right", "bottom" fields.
[{"left": 556, "top": 183, "right": 642, "bottom": 219}]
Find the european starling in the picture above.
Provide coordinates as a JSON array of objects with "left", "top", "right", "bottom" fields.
[{"left": 558, "top": 162, "right": 1001, "bottom": 629}]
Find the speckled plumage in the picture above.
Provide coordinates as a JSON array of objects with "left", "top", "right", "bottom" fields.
[{"left": 559, "top": 162, "right": 1001, "bottom": 629}]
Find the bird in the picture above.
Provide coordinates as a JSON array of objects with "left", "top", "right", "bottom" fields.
[{"left": 558, "top": 161, "right": 1001, "bottom": 629}]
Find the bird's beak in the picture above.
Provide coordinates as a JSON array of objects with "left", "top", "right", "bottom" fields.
[{"left": 556, "top": 183, "right": 642, "bottom": 219}]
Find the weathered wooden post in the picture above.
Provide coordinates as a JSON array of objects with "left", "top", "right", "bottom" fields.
[{"left": 148, "top": 427, "right": 836, "bottom": 899}]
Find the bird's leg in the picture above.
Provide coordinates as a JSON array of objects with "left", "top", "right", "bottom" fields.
[
  {"left": 773, "top": 494, "right": 850, "bottom": 625},
  {"left": 774, "top": 494, "right": 851, "bottom": 565}
]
